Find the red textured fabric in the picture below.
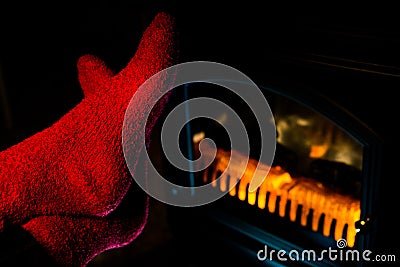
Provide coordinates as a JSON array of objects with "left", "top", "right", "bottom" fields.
[{"left": 0, "top": 12, "right": 177, "bottom": 266}]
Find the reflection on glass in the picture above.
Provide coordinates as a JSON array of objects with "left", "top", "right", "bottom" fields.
[{"left": 274, "top": 96, "right": 363, "bottom": 171}]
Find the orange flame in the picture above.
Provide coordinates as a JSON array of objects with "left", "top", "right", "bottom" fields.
[{"left": 199, "top": 145, "right": 360, "bottom": 247}]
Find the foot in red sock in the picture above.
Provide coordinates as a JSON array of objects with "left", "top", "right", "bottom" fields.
[
  {"left": 0, "top": 12, "right": 176, "bottom": 227},
  {"left": 0, "top": 12, "right": 177, "bottom": 266}
]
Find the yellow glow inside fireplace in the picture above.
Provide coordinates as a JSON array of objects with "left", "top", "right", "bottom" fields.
[
  {"left": 192, "top": 91, "right": 364, "bottom": 248},
  {"left": 197, "top": 141, "right": 361, "bottom": 247},
  {"left": 167, "top": 82, "right": 374, "bottom": 254}
]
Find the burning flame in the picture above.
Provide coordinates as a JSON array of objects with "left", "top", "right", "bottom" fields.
[{"left": 197, "top": 140, "right": 361, "bottom": 247}]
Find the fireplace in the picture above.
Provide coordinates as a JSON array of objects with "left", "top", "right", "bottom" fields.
[
  {"left": 149, "top": 6, "right": 397, "bottom": 266},
  {"left": 156, "top": 72, "right": 382, "bottom": 266}
]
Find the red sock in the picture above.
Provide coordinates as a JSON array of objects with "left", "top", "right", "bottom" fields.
[
  {"left": 0, "top": 12, "right": 177, "bottom": 265},
  {"left": 22, "top": 171, "right": 149, "bottom": 267}
]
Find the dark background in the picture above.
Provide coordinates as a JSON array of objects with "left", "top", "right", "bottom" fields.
[
  {"left": 1, "top": 1, "right": 399, "bottom": 266},
  {"left": 1, "top": 2, "right": 399, "bottom": 153}
]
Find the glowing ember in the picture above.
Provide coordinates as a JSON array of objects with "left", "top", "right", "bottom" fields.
[{"left": 199, "top": 145, "right": 361, "bottom": 247}]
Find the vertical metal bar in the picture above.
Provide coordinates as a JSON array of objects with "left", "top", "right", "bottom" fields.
[{"left": 184, "top": 83, "right": 195, "bottom": 195}]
